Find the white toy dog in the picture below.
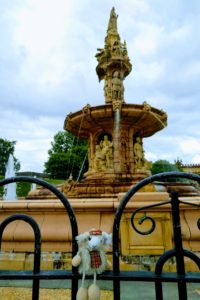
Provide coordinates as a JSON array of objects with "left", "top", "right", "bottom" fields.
[{"left": 72, "top": 229, "right": 112, "bottom": 300}]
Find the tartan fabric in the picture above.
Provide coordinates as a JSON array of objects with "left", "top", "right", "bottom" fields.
[{"left": 90, "top": 250, "right": 102, "bottom": 268}]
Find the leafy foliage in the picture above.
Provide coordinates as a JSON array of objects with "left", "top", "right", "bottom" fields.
[
  {"left": 0, "top": 175, "right": 4, "bottom": 197},
  {"left": 0, "top": 138, "right": 20, "bottom": 175},
  {"left": 151, "top": 160, "right": 180, "bottom": 175},
  {"left": 151, "top": 159, "right": 182, "bottom": 182},
  {"left": 16, "top": 182, "right": 32, "bottom": 198},
  {"left": 44, "top": 131, "right": 88, "bottom": 180}
]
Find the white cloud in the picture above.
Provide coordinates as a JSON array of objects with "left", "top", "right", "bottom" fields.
[
  {"left": 11, "top": 0, "right": 74, "bottom": 92},
  {"left": 191, "top": 155, "right": 200, "bottom": 164},
  {"left": 15, "top": 138, "right": 51, "bottom": 171},
  {"left": 180, "top": 139, "right": 200, "bottom": 155}
]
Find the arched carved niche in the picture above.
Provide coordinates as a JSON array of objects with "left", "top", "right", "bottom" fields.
[{"left": 88, "top": 132, "right": 114, "bottom": 173}]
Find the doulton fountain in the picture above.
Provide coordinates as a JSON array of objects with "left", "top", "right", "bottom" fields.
[
  {"left": 63, "top": 7, "right": 167, "bottom": 198},
  {"left": 1, "top": 8, "right": 200, "bottom": 272}
]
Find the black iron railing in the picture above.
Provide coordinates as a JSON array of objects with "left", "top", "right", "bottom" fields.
[
  {"left": 112, "top": 172, "right": 200, "bottom": 300},
  {"left": 0, "top": 172, "right": 200, "bottom": 300},
  {"left": 0, "top": 176, "right": 79, "bottom": 300}
]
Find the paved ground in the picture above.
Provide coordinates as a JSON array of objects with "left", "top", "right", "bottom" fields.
[{"left": 0, "top": 280, "right": 200, "bottom": 299}]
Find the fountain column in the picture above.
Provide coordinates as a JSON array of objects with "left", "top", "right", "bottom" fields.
[{"left": 95, "top": 7, "right": 132, "bottom": 176}]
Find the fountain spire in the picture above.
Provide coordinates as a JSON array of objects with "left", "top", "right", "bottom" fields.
[
  {"left": 107, "top": 7, "right": 118, "bottom": 33},
  {"left": 95, "top": 7, "right": 132, "bottom": 105}
]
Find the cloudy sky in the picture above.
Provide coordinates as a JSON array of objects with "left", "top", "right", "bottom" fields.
[{"left": 1, "top": 0, "right": 200, "bottom": 172}]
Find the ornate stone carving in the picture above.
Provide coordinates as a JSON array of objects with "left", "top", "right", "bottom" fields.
[
  {"left": 62, "top": 7, "right": 168, "bottom": 197},
  {"left": 112, "top": 99, "right": 122, "bottom": 111},
  {"left": 95, "top": 7, "right": 132, "bottom": 104},
  {"left": 82, "top": 104, "right": 91, "bottom": 114},
  {"left": 134, "top": 137, "right": 144, "bottom": 169},
  {"left": 112, "top": 71, "right": 124, "bottom": 101},
  {"left": 143, "top": 101, "right": 151, "bottom": 111},
  {"left": 92, "top": 135, "right": 113, "bottom": 172},
  {"left": 133, "top": 137, "right": 151, "bottom": 173},
  {"left": 62, "top": 174, "right": 74, "bottom": 194}
]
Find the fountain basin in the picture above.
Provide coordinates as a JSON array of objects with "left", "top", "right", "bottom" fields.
[{"left": 64, "top": 103, "right": 167, "bottom": 139}]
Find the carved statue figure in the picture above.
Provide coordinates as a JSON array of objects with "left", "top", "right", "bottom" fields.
[
  {"left": 93, "top": 135, "right": 113, "bottom": 172},
  {"left": 112, "top": 41, "right": 121, "bottom": 56},
  {"left": 122, "top": 41, "right": 128, "bottom": 56},
  {"left": 134, "top": 137, "right": 145, "bottom": 169},
  {"left": 104, "top": 79, "right": 108, "bottom": 100},
  {"left": 93, "top": 145, "right": 106, "bottom": 171},
  {"left": 62, "top": 174, "right": 74, "bottom": 194},
  {"left": 100, "top": 135, "right": 113, "bottom": 169},
  {"left": 143, "top": 101, "right": 151, "bottom": 111},
  {"left": 112, "top": 71, "right": 124, "bottom": 100},
  {"left": 95, "top": 48, "right": 105, "bottom": 62}
]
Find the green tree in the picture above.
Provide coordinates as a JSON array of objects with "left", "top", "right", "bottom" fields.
[
  {"left": 151, "top": 160, "right": 180, "bottom": 175},
  {"left": 44, "top": 131, "right": 88, "bottom": 180},
  {"left": 0, "top": 138, "right": 20, "bottom": 175},
  {"left": 151, "top": 159, "right": 182, "bottom": 182}
]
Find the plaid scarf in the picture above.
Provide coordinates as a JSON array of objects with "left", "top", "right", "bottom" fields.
[{"left": 90, "top": 250, "right": 102, "bottom": 269}]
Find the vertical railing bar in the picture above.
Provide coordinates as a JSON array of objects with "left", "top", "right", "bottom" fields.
[
  {"left": 113, "top": 220, "right": 120, "bottom": 300},
  {"left": 155, "top": 277, "right": 163, "bottom": 300},
  {"left": 155, "top": 249, "right": 177, "bottom": 300},
  {"left": 32, "top": 279, "right": 40, "bottom": 300},
  {"left": 0, "top": 214, "right": 42, "bottom": 300},
  {"left": 32, "top": 219, "right": 42, "bottom": 300},
  {"left": 171, "top": 191, "right": 187, "bottom": 300}
]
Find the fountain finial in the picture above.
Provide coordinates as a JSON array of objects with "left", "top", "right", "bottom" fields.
[
  {"left": 95, "top": 8, "right": 132, "bottom": 105},
  {"left": 107, "top": 7, "right": 118, "bottom": 33}
]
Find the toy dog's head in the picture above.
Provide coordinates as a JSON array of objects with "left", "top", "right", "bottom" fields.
[{"left": 76, "top": 229, "right": 112, "bottom": 251}]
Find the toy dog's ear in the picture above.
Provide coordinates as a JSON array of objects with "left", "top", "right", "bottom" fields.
[
  {"left": 102, "top": 232, "right": 112, "bottom": 245},
  {"left": 76, "top": 232, "right": 90, "bottom": 244}
]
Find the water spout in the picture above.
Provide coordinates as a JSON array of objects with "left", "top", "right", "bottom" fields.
[
  {"left": 113, "top": 106, "right": 121, "bottom": 173},
  {"left": 115, "top": 107, "right": 120, "bottom": 133},
  {"left": 3, "top": 155, "right": 17, "bottom": 201}
]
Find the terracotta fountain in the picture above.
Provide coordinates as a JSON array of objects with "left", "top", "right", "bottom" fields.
[{"left": 62, "top": 7, "right": 167, "bottom": 198}]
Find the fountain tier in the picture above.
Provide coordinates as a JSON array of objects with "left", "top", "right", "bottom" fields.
[
  {"left": 64, "top": 102, "right": 167, "bottom": 197},
  {"left": 65, "top": 103, "right": 167, "bottom": 139}
]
